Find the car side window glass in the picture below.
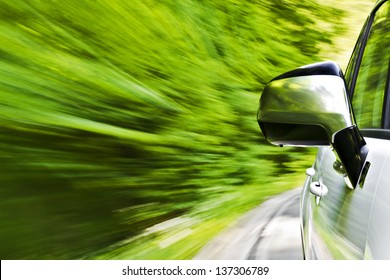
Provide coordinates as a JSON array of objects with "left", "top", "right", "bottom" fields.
[
  {"left": 344, "top": 18, "right": 368, "bottom": 96},
  {"left": 352, "top": 2, "right": 390, "bottom": 129}
]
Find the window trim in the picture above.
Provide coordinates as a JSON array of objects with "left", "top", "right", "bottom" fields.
[
  {"left": 361, "top": 128, "right": 390, "bottom": 140},
  {"left": 347, "top": 0, "right": 390, "bottom": 129},
  {"left": 346, "top": 16, "right": 373, "bottom": 99},
  {"left": 382, "top": 59, "right": 390, "bottom": 129}
]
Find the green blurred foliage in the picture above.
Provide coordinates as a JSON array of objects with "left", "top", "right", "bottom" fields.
[{"left": 0, "top": 0, "right": 351, "bottom": 259}]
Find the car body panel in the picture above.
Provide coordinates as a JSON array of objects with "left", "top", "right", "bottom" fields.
[
  {"left": 365, "top": 144, "right": 390, "bottom": 259},
  {"left": 302, "top": 136, "right": 390, "bottom": 259}
]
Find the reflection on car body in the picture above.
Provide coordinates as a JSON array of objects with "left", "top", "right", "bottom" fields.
[{"left": 257, "top": 0, "right": 390, "bottom": 259}]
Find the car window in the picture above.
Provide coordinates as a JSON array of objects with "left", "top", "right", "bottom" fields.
[
  {"left": 352, "top": 2, "right": 390, "bottom": 128},
  {"left": 344, "top": 18, "right": 369, "bottom": 97}
]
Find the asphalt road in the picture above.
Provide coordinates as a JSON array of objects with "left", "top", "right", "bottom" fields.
[{"left": 194, "top": 188, "right": 303, "bottom": 260}]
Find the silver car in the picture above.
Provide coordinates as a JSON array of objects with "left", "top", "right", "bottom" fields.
[{"left": 257, "top": 0, "right": 390, "bottom": 259}]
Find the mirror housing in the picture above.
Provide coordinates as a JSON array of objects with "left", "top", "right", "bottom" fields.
[{"left": 257, "top": 61, "right": 368, "bottom": 188}]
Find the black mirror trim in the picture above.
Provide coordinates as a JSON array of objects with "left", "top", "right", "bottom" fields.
[
  {"left": 332, "top": 126, "right": 368, "bottom": 188},
  {"left": 271, "top": 61, "right": 344, "bottom": 82},
  {"left": 259, "top": 122, "right": 329, "bottom": 146}
]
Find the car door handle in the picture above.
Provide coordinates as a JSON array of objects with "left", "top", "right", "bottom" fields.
[{"left": 310, "top": 181, "right": 328, "bottom": 198}]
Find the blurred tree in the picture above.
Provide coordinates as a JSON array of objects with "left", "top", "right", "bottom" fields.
[{"left": 0, "top": 0, "right": 351, "bottom": 259}]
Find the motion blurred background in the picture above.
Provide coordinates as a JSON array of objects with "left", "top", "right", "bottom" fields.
[{"left": 0, "top": 0, "right": 374, "bottom": 259}]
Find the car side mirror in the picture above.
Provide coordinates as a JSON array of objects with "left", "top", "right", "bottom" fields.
[{"left": 257, "top": 61, "right": 368, "bottom": 188}]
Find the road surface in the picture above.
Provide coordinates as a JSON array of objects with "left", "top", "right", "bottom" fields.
[{"left": 194, "top": 188, "right": 303, "bottom": 260}]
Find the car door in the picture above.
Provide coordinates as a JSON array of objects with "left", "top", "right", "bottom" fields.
[{"left": 302, "top": 0, "right": 390, "bottom": 259}]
